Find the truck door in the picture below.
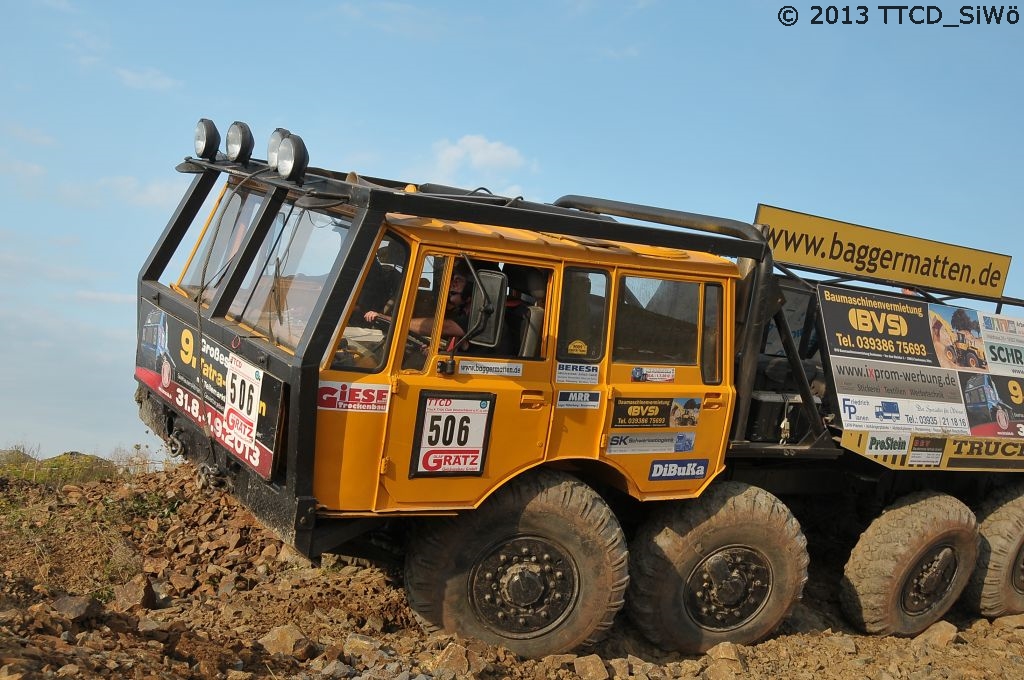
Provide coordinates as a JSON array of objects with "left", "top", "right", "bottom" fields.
[
  {"left": 601, "top": 274, "right": 732, "bottom": 497},
  {"left": 379, "top": 254, "right": 555, "bottom": 509}
]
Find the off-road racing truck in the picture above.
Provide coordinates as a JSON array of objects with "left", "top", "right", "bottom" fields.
[{"left": 136, "top": 119, "right": 1024, "bottom": 657}]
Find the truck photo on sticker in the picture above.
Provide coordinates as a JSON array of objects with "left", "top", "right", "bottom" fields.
[{"left": 410, "top": 392, "right": 495, "bottom": 477}]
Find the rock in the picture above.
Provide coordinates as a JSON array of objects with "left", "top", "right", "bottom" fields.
[
  {"left": 912, "top": 621, "right": 959, "bottom": 648},
  {"left": 573, "top": 653, "right": 610, "bottom": 680},
  {"left": 112, "top": 574, "right": 157, "bottom": 611},
  {"left": 51, "top": 595, "right": 98, "bottom": 622},
  {"left": 829, "top": 634, "right": 858, "bottom": 654},
  {"left": 344, "top": 632, "right": 383, "bottom": 659},
  {"left": 432, "top": 642, "right": 471, "bottom": 679},
  {"left": 705, "top": 659, "right": 742, "bottom": 680},
  {"left": 994, "top": 614, "right": 1024, "bottom": 630},
  {"left": 258, "top": 623, "right": 317, "bottom": 660},
  {"left": 607, "top": 657, "right": 630, "bottom": 678},
  {"left": 706, "top": 641, "right": 745, "bottom": 665}
]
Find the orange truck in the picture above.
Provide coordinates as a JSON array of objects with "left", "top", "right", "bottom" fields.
[{"left": 136, "top": 119, "right": 1024, "bottom": 657}]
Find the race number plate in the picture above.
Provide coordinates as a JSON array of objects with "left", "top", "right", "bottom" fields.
[
  {"left": 224, "top": 353, "right": 264, "bottom": 446},
  {"left": 410, "top": 392, "right": 495, "bottom": 477}
]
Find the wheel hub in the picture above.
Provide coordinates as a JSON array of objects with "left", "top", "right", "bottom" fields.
[
  {"left": 470, "top": 536, "right": 578, "bottom": 637},
  {"left": 684, "top": 546, "right": 772, "bottom": 631},
  {"left": 903, "top": 545, "right": 957, "bottom": 615}
]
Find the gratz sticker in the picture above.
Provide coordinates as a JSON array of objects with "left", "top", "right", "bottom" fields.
[{"left": 411, "top": 393, "right": 495, "bottom": 476}]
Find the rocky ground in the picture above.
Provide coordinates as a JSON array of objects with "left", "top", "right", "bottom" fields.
[{"left": 2, "top": 465, "right": 1024, "bottom": 679}]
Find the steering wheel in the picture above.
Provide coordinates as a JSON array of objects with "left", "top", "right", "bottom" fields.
[{"left": 370, "top": 315, "right": 432, "bottom": 352}]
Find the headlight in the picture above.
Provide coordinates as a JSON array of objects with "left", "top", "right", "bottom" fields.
[
  {"left": 194, "top": 119, "right": 220, "bottom": 160},
  {"left": 226, "top": 121, "right": 254, "bottom": 164},
  {"left": 277, "top": 134, "right": 309, "bottom": 182},
  {"left": 266, "top": 128, "right": 290, "bottom": 170}
]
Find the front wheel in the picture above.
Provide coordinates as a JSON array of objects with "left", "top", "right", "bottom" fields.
[
  {"left": 403, "top": 469, "right": 628, "bottom": 658},
  {"left": 841, "top": 491, "right": 978, "bottom": 635},
  {"left": 626, "top": 482, "right": 808, "bottom": 654}
]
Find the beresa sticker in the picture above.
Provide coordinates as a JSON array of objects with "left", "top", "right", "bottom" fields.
[
  {"left": 556, "top": 362, "right": 600, "bottom": 385},
  {"left": 318, "top": 382, "right": 390, "bottom": 412},
  {"left": 556, "top": 391, "right": 601, "bottom": 409}
]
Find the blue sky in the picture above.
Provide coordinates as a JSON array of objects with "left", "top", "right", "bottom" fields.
[{"left": 1, "top": 1, "right": 1021, "bottom": 457}]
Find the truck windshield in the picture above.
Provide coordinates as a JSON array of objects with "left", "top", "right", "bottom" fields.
[{"left": 225, "top": 204, "right": 352, "bottom": 350}]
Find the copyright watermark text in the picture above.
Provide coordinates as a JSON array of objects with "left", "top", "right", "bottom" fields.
[{"left": 777, "top": 5, "right": 1020, "bottom": 26}]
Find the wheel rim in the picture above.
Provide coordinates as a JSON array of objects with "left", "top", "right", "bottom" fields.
[
  {"left": 901, "top": 544, "right": 958, "bottom": 615},
  {"left": 684, "top": 546, "right": 772, "bottom": 631},
  {"left": 469, "top": 535, "right": 579, "bottom": 638}
]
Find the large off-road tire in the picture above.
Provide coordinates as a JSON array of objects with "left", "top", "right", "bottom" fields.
[
  {"left": 841, "top": 491, "right": 978, "bottom": 635},
  {"left": 403, "top": 469, "right": 628, "bottom": 658},
  {"left": 963, "top": 483, "right": 1024, "bottom": 617},
  {"left": 626, "top": 482, "right": 808, "bottom": 654}
]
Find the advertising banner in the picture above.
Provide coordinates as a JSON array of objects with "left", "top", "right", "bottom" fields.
[
  {"left": 135, "top": 300, "right": 284, "bottom": 478},
  {"left": 820, "top": 285, "right": 1024, "bottom": 470}
]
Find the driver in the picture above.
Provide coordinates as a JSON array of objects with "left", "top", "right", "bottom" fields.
[{"left": 364, "top": 262, "right": 473, "bottom": 351}]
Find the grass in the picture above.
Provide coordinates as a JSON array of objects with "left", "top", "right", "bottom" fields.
[{"left": 0, "top": 442, "right": 172, "bottom": 486}]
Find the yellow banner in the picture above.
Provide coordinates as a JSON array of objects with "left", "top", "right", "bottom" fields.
[{"left": 755, "top": 204, "right": 1011, "bottom": 298}]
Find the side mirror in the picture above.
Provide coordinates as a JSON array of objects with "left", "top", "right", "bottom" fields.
[{"left": 467, "top": 270, "right": 507, "bottom": 348}]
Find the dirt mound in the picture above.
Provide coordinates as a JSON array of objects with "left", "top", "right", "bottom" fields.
[{"left": 2, "top": 465, "right": 1024, "bottom": 679}]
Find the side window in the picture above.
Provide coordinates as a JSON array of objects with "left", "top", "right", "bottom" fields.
[
  {"left": 557, "top": 268, "right": 608, "bottom": 362},
  {"left": 702, "top": 284, "right": 722, "bottom": 384},
  {"left": 331, "top": 234, "right": 409, "bottom": 372},
  {"left": 402, "top": 255, "right": 451, "bottom": 371},
  {"left": 613, "top": 276, "right": 699, "bottom": 365},
  {"left": 498, "top": 263, "right": 551, "bottom": 359}
]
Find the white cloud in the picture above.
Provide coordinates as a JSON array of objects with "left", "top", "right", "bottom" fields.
[
  {"left": 115, "top": 67, "right": 182, "bottom": 91},
  {"left": 413, "top": 135, "right": 537, "bottom": 198},
  {"left": 0, "top": 156, "right": 45, "bottom": 178},
  {"left": 4, "top": 123, "right": 57, "bottom": 147},
  {"left": 433, "top": 135, "right": 526, "bottom": 180}
]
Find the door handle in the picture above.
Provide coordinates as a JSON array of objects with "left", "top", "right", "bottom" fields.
[
  {"left": 520, "top": 391, "right": 547, "bottom": 409},
  {"left": 703, "top": 393, "right": 727, "bottom": 410}
]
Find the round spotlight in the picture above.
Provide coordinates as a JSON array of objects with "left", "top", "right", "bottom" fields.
[
  {"left": 226, "top": 121, "right": 254, "bottom": 164},
  {"left": 194, "top": 118, "right": 220, "bottom": 160},
  {"left": 277, "top": 134, "right": 309, "bottom": 181},
  {"left": 266, "top": 128, "right": 290, "bottom": 170}
]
